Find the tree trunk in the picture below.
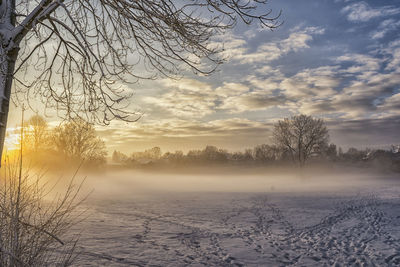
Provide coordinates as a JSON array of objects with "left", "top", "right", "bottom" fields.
[
  {"left": 0, "top": 0, "right": 17, "bottom": 166},
  {"left": 0, "top": 46, "right": 18, "bottom": 165}
]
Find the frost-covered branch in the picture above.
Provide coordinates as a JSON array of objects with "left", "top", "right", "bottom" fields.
[{"left": 13, "top": 0, "right": 62, "bottom": 44}]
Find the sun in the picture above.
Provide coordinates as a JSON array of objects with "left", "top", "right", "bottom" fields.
[{"left": 4, "top": 127, "right": 21, "bottom": 151}]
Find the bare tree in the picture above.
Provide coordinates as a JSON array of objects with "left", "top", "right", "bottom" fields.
[
  {"left": 24, "top": 114, "right": 48, "bottom": 153},
  {"left": 51, "top": 118, "right": 107, "bottom": 165},
  {"left": 0, "top": 1, "right": 281, "bottom": 163},
  {"left": 273, "top": 114, "right": 329, "bottom": 167},
  {"left": 253, "top": 144, "right": 280, "bottom": 163},
  {"left": 112, "top": 150, "right": 129, "bottom": 164}
]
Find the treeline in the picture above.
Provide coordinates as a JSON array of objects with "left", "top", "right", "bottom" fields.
[
  {"left": 111, "top": 115, "right": 400, "bottom": 172},
  {"left": 8, "top": 115, "right": 107, "bottom": 169},
  {"left": 112, "top": 144, "right": 400, "bottom": 172},
  {"left": 10, "top": 114, "right": 400, "bottom": 172}
]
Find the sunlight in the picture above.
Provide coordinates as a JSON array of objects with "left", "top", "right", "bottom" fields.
[{"left": 4, "top": 127, "right": 21, "bottom": 151}]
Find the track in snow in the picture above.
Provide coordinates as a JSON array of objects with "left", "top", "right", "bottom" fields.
[{"left": 71, "top": 192, "right": 400, "bottom": 266}]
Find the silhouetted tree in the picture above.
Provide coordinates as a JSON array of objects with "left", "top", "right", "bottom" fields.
[
  {"left": 325, "top": 143, "right": 338, "bottom": 161},
  {"left": 51, "top": 118, "right": 107, "bottom": 165},
  {"left": 342, "top": 147, "right": 367, "bottom": 162},
  {"left": 244, "top": 149, "right": 255, "bottom": 162},
  {"left": 162, "top": 150, "right": 184, "bottom": 164},
  {"left": 202, "top": 145, "right": 228, "bottom": 163},
  {"left": 273, "top": 115, "right": 329, "bottom": 167},
  {"left": 0, "top": 0, "right": 281, "bottom": 163},
  {"left": 24, "top": 115, "right": 49, "bottom": 153},
  {"left": 230, "top": 151, "right": 245, "bottom": 162},
  {"left": 131, "top": 147, "right": 162, "bottom": 162},
  {"left": 253, "top": 144, "right": 280, "bottom": 163},
  {"left": 112, "top": 150, "right": 129, "bottom": 164},
  {"left": 187, "top": 150, "right": 202, "bottom": 163},
  {"left": 338, "top": 147, "right": 343, "bottom": 157},
  {"left": 148, "top": 147, "right": 162, "bottom": 160}
]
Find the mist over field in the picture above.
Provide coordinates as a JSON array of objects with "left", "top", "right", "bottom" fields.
[
  {"left": 79, "top": 167, "right": 397, "bottom": 196},
  {"left": 55, "top": 167, "right": 400, "bottom": 266}
]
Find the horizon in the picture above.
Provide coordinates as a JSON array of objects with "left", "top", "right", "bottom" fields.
[{"left": 4, "top": 122, "right": 398, "bottom": 156}]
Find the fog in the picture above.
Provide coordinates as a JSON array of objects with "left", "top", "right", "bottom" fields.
[
  {"left": 64, "top": 167, "right": 398, "bottom": 200},
  {"left": 38, "top": 166, "right": 400, "bottom": 266}
]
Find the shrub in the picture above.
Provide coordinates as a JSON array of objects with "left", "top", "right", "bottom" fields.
[{"left": 0, "top": 156, "right": 84, "bottom": 266}]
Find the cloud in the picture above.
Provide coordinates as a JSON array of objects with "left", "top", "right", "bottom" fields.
[
  {"left": 292, "top": 37, "right": 400, "bottom": 119},
  {"left": 215, "top": 82, "right": 285, "bottom": 113},
  {"left": 297, "top": 70, "right": 400, "bottom": 119},
  {"left": 298, "top": 100, "right": 338, "bottom": 115},
  {"left": 220, "top": 27, "right": 324, "bottom": 65},
  {"left": 336, "top": 54, "right": 381, "bottom": 73},
  {"left": 146, "top": 38, "right": 398, "bottom": 119},
  {"left": 221, "top": 93, "right": 286, "bottom": 113},
  {"left": 384, "top": 39, "right": 400, "bottom": 71},
  {"left": 378, "top": 93, "right": 400, "bottom": 114},
  {"left": 280, "top": 66, "right": 340, "bottom": 99},
  {"left": 246, "top": 74, "right": 283, "bottom": 92},
  {"left": 218, "top": 65, "right": 342, "bottom": 114},
  {"left": 328, "top": 116, "right": 400, "bottom": 148},
  {"left": 341, "top": 2, "right": 400, "bottom": 22},
  {"left": 214, "top": 82, "right": 250, "bottom": 97},
  {"left": 145, "top": 79, "right": 282, "bottom": 117},
  {"left": 210, "top": 35, "right": 400, "bottom": 120},
  {"left": 272, "top": 38, "right": 400, "bottom": 120},
  {"left": 215, "top": 75, "right": 289, "bottom": 113},
  {"left": 371, "top": 19, "right": 400, "bottom": 39},
  {"left": 96, "top": 117, "right": 274, "bottom": 152},
  {"left": 143, "top": 78, "right": 217, "bottom": 118},
  {"left": 144, "top": 76, "right": 292, "bottom": 116}
]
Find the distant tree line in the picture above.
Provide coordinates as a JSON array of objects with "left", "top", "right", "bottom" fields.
[
  {"left": 11, "top": 114, "right": 400, "bottom": 172},
  {"left": 112, "top": 144, "right": 400, "bottom": 172},
  {"left": 112, "top": 115, "right": 400, "bottom": 172}
]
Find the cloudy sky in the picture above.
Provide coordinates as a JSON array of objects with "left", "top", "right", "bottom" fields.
[{"left": 9, "top": 0, "right": 400, "bottom": 154}]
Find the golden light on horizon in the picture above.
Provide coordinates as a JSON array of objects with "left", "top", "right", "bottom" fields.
[{"left": 4, "top": 127, "right": 21, "bottom": 151}]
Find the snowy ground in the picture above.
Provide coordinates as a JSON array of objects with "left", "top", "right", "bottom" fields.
[{"left": 69, "top": 170, "right": 400, "bottom": 266}]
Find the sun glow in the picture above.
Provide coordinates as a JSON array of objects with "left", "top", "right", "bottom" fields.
[{"left": 4, "top": 127, "right": 21, "bottom": 151}]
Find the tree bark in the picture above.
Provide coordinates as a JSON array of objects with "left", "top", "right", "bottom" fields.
[
  {"left": 0, "top": 46, "right": 18, "bottom": 165},
  {"left": 0, "top": 0, "right": 17, "bottom": 165}
]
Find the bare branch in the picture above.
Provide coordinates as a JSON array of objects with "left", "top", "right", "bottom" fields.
[{"left": 9, "top": 0, "right": 280, "bottom": 124}]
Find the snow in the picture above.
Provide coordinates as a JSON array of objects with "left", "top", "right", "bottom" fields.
[{"left": 68, "top": 170, "right": 400, "bottom": 266}]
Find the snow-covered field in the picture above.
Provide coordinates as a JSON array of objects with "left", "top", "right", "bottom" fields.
[{"left": 70, "top": 170, "right": 400, "bottom": 266}]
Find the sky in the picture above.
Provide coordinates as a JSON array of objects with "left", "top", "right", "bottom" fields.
[{"left": 8, "top": 0, "right": 400, "bottom": 154}]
